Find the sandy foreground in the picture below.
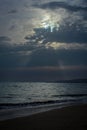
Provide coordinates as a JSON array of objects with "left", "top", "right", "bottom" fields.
[{"left": 0, "top": 104, "right": 87, "bottom": 130}]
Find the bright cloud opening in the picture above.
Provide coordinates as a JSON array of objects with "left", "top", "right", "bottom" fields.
[{"left": 39, "top": 12, "right": 60, "bottom": 32}]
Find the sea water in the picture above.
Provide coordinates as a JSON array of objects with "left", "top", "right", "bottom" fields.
[{"left": 0, "top": 82, "right": 87, "bottom": 120}]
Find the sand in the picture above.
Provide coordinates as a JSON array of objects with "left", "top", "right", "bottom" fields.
[{"left": 0, "top": 104, "right": 87, "bottom": 130}]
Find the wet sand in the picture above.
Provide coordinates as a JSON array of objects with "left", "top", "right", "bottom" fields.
[{"left": 0, "top": 104, "right": 87, "bottom": 130}]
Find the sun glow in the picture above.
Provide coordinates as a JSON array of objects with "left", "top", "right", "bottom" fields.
[{"left": 40, "top": 13, "right": 60, "bottom": 32}]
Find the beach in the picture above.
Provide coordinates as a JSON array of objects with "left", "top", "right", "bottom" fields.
[{"left": 0, "top": 104, "right": 87, "bottom": 130}]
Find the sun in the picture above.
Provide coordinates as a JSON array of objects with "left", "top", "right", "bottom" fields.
[{"left": 40, "top": 13, "right": 60, "bottom": 32}]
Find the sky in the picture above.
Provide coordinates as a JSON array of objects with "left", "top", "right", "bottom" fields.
[{"left": 0, "top": 0, "right": 87, "bottom": 81}]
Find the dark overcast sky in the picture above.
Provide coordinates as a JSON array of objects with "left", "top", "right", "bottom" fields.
[{"left": 0, "top": 0, "right": 87, "bottom": 81}]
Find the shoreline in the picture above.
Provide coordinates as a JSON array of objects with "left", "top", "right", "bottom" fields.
[
  {"left": 0, "top": 102, "right": 76, "bottom": 121},
  {"left": 0, "top": 104, "right": 87, "bottom": 130}
]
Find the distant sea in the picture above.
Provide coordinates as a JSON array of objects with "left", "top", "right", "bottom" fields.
[{"left": 0, "top": 82, "right": 87, "bottom": 120}]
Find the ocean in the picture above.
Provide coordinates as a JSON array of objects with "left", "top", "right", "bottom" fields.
[{"left": 0, "top": 82, "right": 87, "bottom": 120}]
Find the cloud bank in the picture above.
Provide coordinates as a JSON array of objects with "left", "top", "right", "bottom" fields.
[{"left": 0, "top": 0, "right": 87, "bottom": 81}]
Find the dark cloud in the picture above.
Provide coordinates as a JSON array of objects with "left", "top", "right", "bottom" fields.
[
  {"left": 33, "top": 1, "right": 87, "bottom": 12},
  {"left": 0, "top": 52, "right": 30, "bottom": 68},
  {"left": 25, "top": 25, "right": 87, "bottom": 44},
  {"left": 0, "top": 41, "right": 87, "bottom": 69},
  {"left": 0, "top": 36, "right": 11, "bottom": 42},
  {"left": 8, "top": 9, "right": 18, "bottom": 14},
  {"left": 0, "top": 39, "right": 87, "bottom": 81},
  {"left": 9, "top": 25, "right": 16, "bottom": 31},
  {"left": 82, "top": 0, "right": 87, "bottom": 5},
  {"left": 0, "top": 42, "right": 33, "bottom": 54},
  {"left": 0, "top": 41, "right": 34, "bottom": 69},
  {"left": 27, "top": 48, "right": 87, "bottom": 67},
  {"left": 1, "top": 45, "right": 87, "bottom": 81},
  {"left": 0, "top": 36, "right": 12, "bottom": 53},
  {"left": 0, "top": 45, "right": 30, "bottom": 69}
]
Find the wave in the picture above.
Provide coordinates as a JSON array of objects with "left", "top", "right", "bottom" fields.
[
  {"left": 52, "top": 94, "right": 87, "bottom": 97},
  {"left": 0, "top": 94, "right": 87, "bottom": 110},
  {"left": 0, "top": 99, "right": 80, "bottom": 110}
]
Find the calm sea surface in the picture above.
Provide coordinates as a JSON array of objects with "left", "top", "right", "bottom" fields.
[{"left": 0, "top": 82, "right": 87, "bottom": 120}]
